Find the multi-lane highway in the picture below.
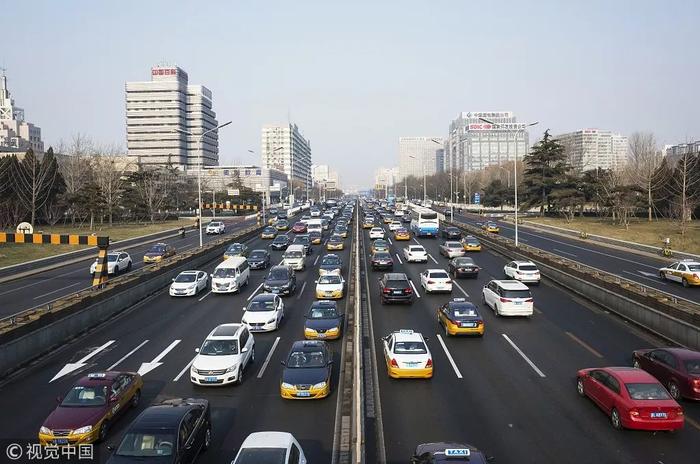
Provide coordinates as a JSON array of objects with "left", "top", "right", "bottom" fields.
[
  {"left": 447, "top": 210, "right": 700, "bottom": 304},
  {"left": 0, "top": 216, "right": 257, "bottom": 319},
  {"left": 0, "top": 213, "right": 353, "bottom": 462},
  {"left": 360, "top": 206, "right": 700, "bottom": 463}
]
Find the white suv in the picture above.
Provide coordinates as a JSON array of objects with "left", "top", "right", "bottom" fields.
[
  {"left": 388, "top": 221, "right": 402, "bottom": 231},
  {"left": 403, "top": 245, "right": 427, "bottom": 263},
  {"left": 369, "top": 227, "right": 385, "bottom": 239},
  {"left": 503, "top": 260, "right": 541, "bottom": 284},
  {"left": 90, "top": 251, "right": 132, "bottom": 275},
  {"left": 190, "top": 324, "right": 255, "bottom": 386},
  {"left": 482, "top": 280, "right": 533, "bottom": 317},
  {"left": 232, "top": 432, "right": 307, "bottom": 464},
  {"left": 206, "top": 221, "right": 226, "bottom": 234}
]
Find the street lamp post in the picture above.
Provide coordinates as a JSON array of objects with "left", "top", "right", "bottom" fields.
[
  {"left": 478, "top": 117, "right": 538, "bottom": 247},
  {"left": 175, "top": 120, "right": 232, "bottom": 248},
  {"left": 429, "top": 138, "right": 447, "bottom": 219}
]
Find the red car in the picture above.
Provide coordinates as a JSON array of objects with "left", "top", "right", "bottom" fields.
[
  {"left": 292, "top": 222, "right": 308, "bottom": 233},
  {"left": 633, "top": 347, "right": 700, "bottom": 400},
  {"left": 576, "top": 367, "right": 684, "bottom": 431}
]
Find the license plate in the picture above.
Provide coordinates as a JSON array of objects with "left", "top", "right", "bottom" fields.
[
  {"left": 317, "top": 333, "right": 326, "bottom": 338},
  {"left": 297, "top": 391, "right": 311, "bottom": 397},
  {"left": 271, "top": 289, "right": 280, "bottom": 293},
  {"left": 651, "top": 412, "right": 667, "bottom": 419},
  {"left": 53, "top": 439, "right": 68, "bottom": 445},
  {"left": 393, "top": 291, "right": 402, "bottom": 295},
  {"left": 461, "top": 322, "right": 476, "bottom": 328},
  {"left": 514, "top": 301, "right": 522, "bottom": 305},
  {"left": 404, "top": 362, "right": 419, "bottom": 367},
  {"left": 204, "top": 377, "right": 217, "bottom": 382}
]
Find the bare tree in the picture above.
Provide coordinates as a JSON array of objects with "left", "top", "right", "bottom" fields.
[
  {"left": 92, "top": 144, "right": 132, "bottom": 226},
  {"left": 666, "top": 153, "right": 700, "bottom": 236},
  {"left": 57, "top": 133, "right": 94, "bottom": 224},
  {"left": 627, "top": 132, "right": 666, "bottom": 221},
  {"left": 10, "top": 149, "right": 60, "bottom": 226},
  {"left": 134, "top": 168, "right": 168, "bottom": 223}
]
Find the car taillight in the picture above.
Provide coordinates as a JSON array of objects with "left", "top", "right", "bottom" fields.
[
  {"left": 427, "top": 280, "right": 435, "bottom": 284},
  {"left": 500, "top": 297, "right": 510, "bottom": 303},
  {"left": 525, "top": 298, "right": 534, "bottom": 302},
  {"left": 476, "top": 320, "right": 483, "bottom": 325},
  {"left": 629, "top": 409, "right": 639, "bottom": 418},
  {"left": 692, "top": 378, "right": 700, "bottom": 391},
  {"left": 425, "top": 359, "right": 433, "bottom": 368},
  {"left": 676, "top": 408, "right": 684, "bottom": 416},
  {"left": 445, "top": 279, "right": 452, "bottom": 283},
  {"left": 383, "top": 288, "right": 391, "bottom": 294},
  {"left": 405, "top": 287, "right": 413, "bottom": 294},
  {"left": 390, "top": 358, "right": 399, "bottom": 368}
]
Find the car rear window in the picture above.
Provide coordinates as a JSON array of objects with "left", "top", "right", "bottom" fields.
[
  {"left": 518, "top": 264, "right": 538, "bottom": 271},
  {"left": 625, "top": 383, "right": 671, "bottom": 400},
  {"left": 409, "top": 246, "right": 425, "bottom": 252},
  {"left": 502, "top": 289, "right": 531, "bottom": 299},
  {"left": 684, "top": 359, "right": 700, "bottom": 374},
  {"left": 234, "top": 448, "right": 287, "bottom": 463},
  {"left": 394, "top": 341, "right": 427, "bottom": 354},
  {"left": 429, "top": 271, "right": 449, "bottom": 279},
  {"left": 385, "top": 278, "right": 409, "bottom": 289}
]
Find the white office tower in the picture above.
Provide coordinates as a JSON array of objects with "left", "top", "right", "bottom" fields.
[
  {"left": 555, "top": 129, "right": 629, "bottom": 172},
  {"left": 126, "top": 65, "right": 219, "bottom": 169},
  {"left": 261, "top": 124, "right": 312, "bottom": 195},
  {"left": 398, "top": 137, "right": 444, "bottom": 179}
]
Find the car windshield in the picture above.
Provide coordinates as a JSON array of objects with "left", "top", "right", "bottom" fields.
[
  {"left": 264, "top": 227, "right": 275, "bottom": 233},
  {"left": 228, "top": 244, "right": 243, "bottom": 252},
  {"left": 250, "top": 251, "right": 267, "bottom": 259},
  {"left": 466, "top": 239, "right": 480, "bottom": 245},
  {"left": 319, "top": 275, "right": 342, "bottom": 285},
  {"left": 446, "top": 242, "right": 462, "bottom": 248},
  {"left": 323, "top": 256, "right": 341, "bottom": 265},
  {"left": 454, "top": 258, "right": 474, "bottom": 266},
  {"left": 212, "top": 268, "right": 236, "bottom": 278},
  {"left": 429, "top": 271, "right": 449, "bottom": 279},
  {"left": 293, "top": 237, "right": 309, "bottom": 244},
  {"left": 199, "top": 339, "right": 238, "bottom": 355},
  {"left": 286, "top": 350, "right": 327, "bottom": 368},
  {"left": 374, "top": 253, "right": 391, "bottom": 260},
  {"left": 330, "top": 237, "right": 342, "bottom": 243},
  {"left": 269, "top": 269, "right": 289, "bottom": 280},
  {"left": 422, "top": 212, "right": 438, "bottom": 220},
  {"left": 174, "top": 273, "right": 197, "bottom": 283},
  {"left": 394, "top": 341, "right": 427, "bottom": 354},
  {"left": 625, "top": 383, "right": 671, "bottom": 400},
  {"left": 116, "top": 432, "right": 176, "bottom": 457},
  {"left": 684, "top": 359, "right": 700, "bottom": 374},
  {"left": 309, "top": 306, "right": 338, "bottom": 319},
  {"left": 502, "top": 289, "right": 531, "bottom": 299},
  {"left": 519, "top": 264, "right": 538, "bottom": 271},
  {"left": 234, "top": 448, "right": 288, "bottom": 464},
  {"left": 409, "top": 247, "right": 425, "bottom": 252},
  {"left": 60, "top": 385, "right": 108, "bottom": 407},
  {"left": 284, "top": 251, "right": 303, "bottom": 259},
  {"left": 107, "top": 254, "right": 119, "bottom": 262},
  {"left": 248, "top": 298, "right": 276, "bottom": 312},
  {"left": 273, "top": 236, "right": 288, "bottom": 243},
  {"left": 148, "top": 245, "right": 165, "bottom": 254}
]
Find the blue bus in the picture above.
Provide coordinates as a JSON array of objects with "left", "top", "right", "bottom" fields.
[{"left": 410, "top": 207, "right": 439, "bottom": 237}]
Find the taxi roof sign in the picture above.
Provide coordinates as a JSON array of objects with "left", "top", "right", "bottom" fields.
[
  {"left": 453, "top": 297, "right": 466, "bottom": 302},
  {"left": 87, "top": 373, "right": 107, "bottom": 379},
  {"left": 445, "top": 448, "right": 470, "bottom": 457},
  {"left": 398, "top": 329, "right": 414, "bottom": 334}
]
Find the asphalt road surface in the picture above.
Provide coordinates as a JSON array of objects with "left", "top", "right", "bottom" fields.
[
  {"left": 0, "top": 217, "right": 258, "bottom": 319},
  {"left": 361, "top": 207, "right": 700, "bottom": 464},
  {"left": 0, "top": 217, "right": 351, "bottom": 463}
]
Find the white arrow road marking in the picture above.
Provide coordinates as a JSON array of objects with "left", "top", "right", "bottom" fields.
[
  {"left": 638, "top": 270, "right": 659, "bottom": 278},
  {"left": 108, "top": 340, "right": 149, "bottom": 370},
  {"left": 50, "top": 340, "right": 115, "bottom": 382},
  {"left": 257, "top": 337, "right": 281, "bottom": 378},
  {"left": 137, "top": 340, "right": 181, "bottom": 376}
]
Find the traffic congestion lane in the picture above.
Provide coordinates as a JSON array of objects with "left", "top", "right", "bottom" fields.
[
  {"left": 449, "top": 211, "right": 700, "bottom": 304},
  {"left": 0, "top": 217, "right": 259, "bottom": 318},
  {"left": 362, "top": 211, "right": 700, "bottom": 464},
  {"left": 0, "top": 220, "right": 352, "bottom": 463}
]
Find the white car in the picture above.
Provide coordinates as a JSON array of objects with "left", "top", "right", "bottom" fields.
[
  {"left": 420, "top": 269, "right": 453, "bottom": 293},
  {"left": 90, "top": 251, "right": 132, "bottom": 275},
  {"left": 169, "top": 270, "right": 208, "bottom": 296},
  {"left": 482, "top": 280, "right": 534, "bottom": 317},
  {"left": 503, "top": 260, "right": 541, "bottom": 284},
  {"left": 232, "top": 431, "right": 307, "bottom": 464},
  {"left": 369, "top": 227, "right": 385, "bottom": 239},
  {"left": 382, "top": 329, "right": 433, "bottom": 379},
  {"left": 206, "top": 221, "right": 226, "bottom": 234},
  {"left": 388, "top": 221, "right": 402, "bottom": 231},
  {"left": 403, "top": 245, "right": 428, "bottom": 263},
  {"left": 242, "top": 293, "right": 285, "bottom": 332},
  {"left": 315, "top": 274, "right": 345, "bottom": 299},
  {"left": 190, "top": 323, "right": 255, "bottom": 386},
  {"left": 439, "top": 241, "right": 466, "bottom": 258}
]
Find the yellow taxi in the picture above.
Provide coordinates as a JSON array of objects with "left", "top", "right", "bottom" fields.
[
  {"left": 261, "top": 226, "right": 277, "bottom": 239},
  {"left": 275, "top": 219, "right": 289, "bottom": 231},
  {"left": 659, "top": 260, "right": 700, "bottom": 287},
  {"left": 383, "top": 216, "right": 393, "bottom": 224},
  {"left": 39, "top": 372, "right": 143, "bottom": 445},
  {"left": 394, "top": 228, "right": 411, "bottom": 241},
  {"left": 143, "top": 243, "right": 175, "bottom": 263},
  {"left": 382, "top": 330, "right": 433, "bottom": 379},
  {"left": 304, "top": 301, "right": 343, "bottom": 340},
  {"left": 280, "top": 341, "right": 332, "bottom": 399},
  {"left": 362, "top": 219, "right": 375, "bottom": 229},
  {"left": 370, "top": 239, "right": 390, "bottom": 254},
  {"left": 482, "top": 222, "right": 500, "bottom": 233},
  {"left": 326, "top": 235, "right": 344, "bottom": 250},
  {"left": 309, "top": 231, "right": 322, "bottom": 244},
  {"left": 461, "top": 236, "right": 482, "bottom": 251},
  {"left": 437, "top": 298, "right": 485, "bottom": 336}
]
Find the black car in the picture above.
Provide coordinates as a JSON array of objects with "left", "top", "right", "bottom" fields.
[
  {"left": 449, "top": 257, "right": 480, "bottom": 278},
  {"left": 411, "top": 442, "right": 493, "bottom": 463},
  {"left": 371, "top": 251, "right": 394, "bottom": 271},
  {"left": 379, "top": 273, "right": 413, "bottom": 304},
  {"left": 248, "top": 249, "right": 271, "bottom": 269},
  {"left": 442, "top": 226, "right": 462, "bottom": 239},
  {"left": 280, "top": 340, "right": 333, "bottom": 400},
  {"left": 107, "top": 398, "right": 211, "bottom": 464},
  {"left": 292, "top": 234, "right": 312, "bottom": 255},
  {"left": 304, "top": 301, "right": 344, "bottom": 340},
  {"left": 263, "top": 265, "right": 297, "bottom": 296},
  {"left": 270, "top": 234, "right": 291, "bottom": 250},
  {"left": 319, "top": 254, "right": 343, "bottom": 275}
]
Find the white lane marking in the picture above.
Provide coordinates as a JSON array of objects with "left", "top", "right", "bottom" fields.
[
  {"left": 198, "top": 290, "right": 211, "bottom": 301},
  {"left": 296, "top": 281, "right": 307, "bottom": 300},
  {"left": 412, "top": 238, "right": 420, "bottom": 244},
  {"left": 502, "top": 334, "right": 546, "bottom": 378},
  {"left": 452, "top": 281, "right": 469, "bottom": 297},
  {"left": 107, "top": 340, "right": 149, "bottom": 370},
  {"left": 34, "top": 282, "right": 81, "bottom": 299},
  {"left": 409, "top": 280, "right": 421, "bottom": 298},
  {"left": 387, "top": 238, "right": 393, "bottom": 245},
  {"left": 0, "top": 267, "right": 87, "bottom": 296},
  {"left": 257, "top": 336, "right": 281, "bottom": 378},
  {"left": 247, "top": 282, "right": 264, "bottom": 301},
  {"left": 137, "top": 339, "right": 181, "bottom": 376},
  {"left": 314, "top": 255, "right": 320, "bottom": 266},
  {"left": 553, "top": 248, "right": 578, "bottom": 258},
  {"left": 50, "top": 340, "right": 116, "bottom": 382},
  {"left": 436, "top": 334, "right": 463, "bottom": 379},
  {"left": 638, "top": 270, "right": 659, "bottom": 278},
  {"left": 622, "top": 270, "right": 666, "bottom": 285},
  {"left": 173, "top": 355, "right": 197, "bottom": 382},
  {"left": 395, "top": 253, "right": 403, "bottom": 264},
  {"left": 428, "top": 254, "right": 439, "bottom": 264}
]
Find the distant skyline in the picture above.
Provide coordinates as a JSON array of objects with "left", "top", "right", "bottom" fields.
[{"left": 4, "top": 0, "right": 699, "bottom": 189}]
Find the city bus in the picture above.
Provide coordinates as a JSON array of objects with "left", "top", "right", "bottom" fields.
[{"left": 409, "top": 206, "right": 439, "bottom": 237}]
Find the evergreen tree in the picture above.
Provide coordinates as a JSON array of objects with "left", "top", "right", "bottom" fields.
[{"left": 522, "top": 130, "right": 569, "bottom": 215}]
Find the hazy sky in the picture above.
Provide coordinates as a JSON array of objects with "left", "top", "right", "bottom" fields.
[{"left": 4, "top": 0, "right": 699, "bottom": 189}]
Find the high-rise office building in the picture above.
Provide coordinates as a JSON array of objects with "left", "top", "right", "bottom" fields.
[
  {"left": 447, "top": 112, "right": 529, "bottom": 172},
  {"left": 261, "top": 124, "right": 312, "bottom": 197},
  {"left": 0, "top": 70, "right": 44, "bottom": 154},
  {"left": 312, "top": 164, "right": 340, "bottom": 190},
  {"left": 554, "top": 129, "right": 629, "bottom": 172},
  {"left": 125, "top": 65, "right": 219, "bottom": 169},
  {"left": 665, "top": 141, "right": 700, "bottom": 166},
  {"left": 398, "top": 137, "right": 444, "bottom": 179}
]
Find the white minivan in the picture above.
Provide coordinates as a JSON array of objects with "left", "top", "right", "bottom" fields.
[
  {"left": 282, "top": 245, "right": 307, "bottom": 271},
  {"left": 307, "top": 218, "right": 323, "bottom": 235},
  {"left": 211, "top": 256, "right": 250, "bottom": 293},
  {"left": 482, "top": 280, "right": 533, "bottom": 317}
]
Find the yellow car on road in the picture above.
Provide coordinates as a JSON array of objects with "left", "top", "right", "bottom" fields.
[
  {"left": 437, "top": 298, "right": 484, "bottom": 337},
  {"left": 326, "top": 235, "right": 344, "bottom": 250},
  {"left": 659, "top": 260, "right": 700, "bottom": 287},
  {"left": 381, "top": 330, "right": 433, "bottom": 379},
  {"left": 461, "top": 236, "right": 482, "bottom": 251},
  {"left": 483, "top": 222, "right": 500, "bottom": 233},
  {"left": 394, "top": 228, "right": 411, "bottom": 241}
]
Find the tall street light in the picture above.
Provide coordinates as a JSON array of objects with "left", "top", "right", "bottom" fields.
[
  {"left": 429, "top": 138, "right": 448, "bottom": 219},
  {"left": 478, "top": 117, "right": 538, "bottom": 247},
  {"left": 175, "top": 120, "right": 232, "bottom": 248}
]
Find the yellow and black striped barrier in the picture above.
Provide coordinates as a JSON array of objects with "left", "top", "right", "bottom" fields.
[
  {"left": 203, "top": 203, "right": 258, "bottom": 211},
  {"left": 0, "top": 233, "right": 110, "bottom": 287}
]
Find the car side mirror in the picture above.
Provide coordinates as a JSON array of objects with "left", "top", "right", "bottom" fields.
[
  {"left": 242, "top": 306, "right": 247, "bottom": 311},
  {"left": 315, "top": 280, "right": 319, "bottom": 284},
  {"left": 106, "top": 444, "right": 115, "bottom": 452},
  {"left": 280, "top": 360, "right": 286, "bottom": 366},
  {"left": 327, "top": 360, "right": 334, "bottom": 366},
  {"left": 194, "top": 347, "right": 200, "bottom": 353},
  {"left": 171, "top": 278, "right": 175, "bottom": 281},
  {"left": 241, "top": 347, "right": 249, "bottom": 353},
  {"left": 424, "top": 337, "right": 430, "bottom": 342},
  {"left": 56, "top": 396, "right": 63, "bottom": 403}
]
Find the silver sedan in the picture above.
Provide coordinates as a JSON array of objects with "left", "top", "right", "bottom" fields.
[{"left": 439, "top": 241, "right": 466, "bottom": 258}]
